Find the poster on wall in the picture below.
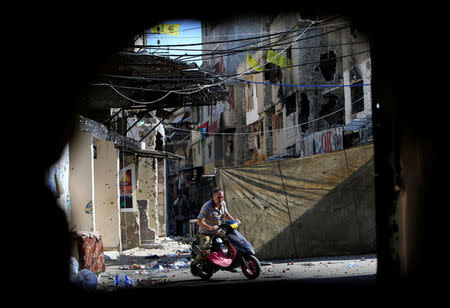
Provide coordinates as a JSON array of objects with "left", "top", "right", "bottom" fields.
[{"left": 120, "top": 164, "right": 135, "bottom": 209}]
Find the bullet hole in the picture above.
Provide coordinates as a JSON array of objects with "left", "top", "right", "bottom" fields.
[{"left": 319, "top": 50, "right": 337, "bottom": 81}]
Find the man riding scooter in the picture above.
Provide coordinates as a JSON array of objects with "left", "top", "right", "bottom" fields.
[{"left": 191, "top": 188, "right": 240, "bottom": 269}]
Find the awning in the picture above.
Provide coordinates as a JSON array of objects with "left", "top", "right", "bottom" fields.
[{"left": 119, "top": 147, "right": 184, "bottom": 160}]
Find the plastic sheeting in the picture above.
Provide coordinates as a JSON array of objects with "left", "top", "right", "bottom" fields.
[{"left": 216, "top": 144, "right": 375, "bottom": 260}]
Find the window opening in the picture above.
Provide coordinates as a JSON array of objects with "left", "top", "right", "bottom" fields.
[
  {"left": 319, "top": 50, "right": 337, "bottom": 81},
  {"left": 298, "top": 92, "right": 310, "bottom": 133}
]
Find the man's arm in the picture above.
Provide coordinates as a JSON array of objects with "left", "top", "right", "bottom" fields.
[{"left": 197, "top": 217, "right": 218, "bottom": 231}]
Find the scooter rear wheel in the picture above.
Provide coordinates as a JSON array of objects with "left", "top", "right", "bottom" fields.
[
  {"left": 190, "top": 262, "right": 214, "bottom": 280},
  {"left": 241, "top": 255, "right": 261, "bottom": 280}
]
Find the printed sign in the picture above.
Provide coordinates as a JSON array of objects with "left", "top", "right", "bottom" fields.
[{"left": 314, "top": 126, "right": 343, "bottom": 154}]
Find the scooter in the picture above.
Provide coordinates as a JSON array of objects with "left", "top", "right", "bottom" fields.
[{"left": 190, "top": 220, "right": 261, "bottom": 280}]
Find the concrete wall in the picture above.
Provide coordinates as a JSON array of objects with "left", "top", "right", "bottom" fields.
[
  {"left": 69, "top": 131, "right": 95, "bottom": 232},
  {"left": 136, "top": 157, "right": 158, "bottom": 241},
  {"left": 120, "top": 155, "right": 168, "bottom": 248},
  {"left": 69, "top": 132, "right": 123, "bottom": 250},
  {"left": 93, "top": 137, "right": 121, "bottom": 250},
  {"left": 157, "top": 158, "right": 166, "bottom": 236}
]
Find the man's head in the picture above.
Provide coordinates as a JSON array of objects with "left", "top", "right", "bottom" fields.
[{"left": 212, "top": 187, "right": 224, "bottom": 205}]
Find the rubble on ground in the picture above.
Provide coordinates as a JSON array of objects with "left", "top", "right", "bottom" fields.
[{"left": 98, "top": 237, "right": 192, "bottom": 290}]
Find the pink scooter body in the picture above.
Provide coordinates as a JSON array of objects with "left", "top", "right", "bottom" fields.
[{"left": 206, "top": 243, "right": 237, "bottom": 268}]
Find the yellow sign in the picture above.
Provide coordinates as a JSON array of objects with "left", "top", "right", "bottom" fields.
[
  {"left": 149, "top": 24, "right": 180, "bottom": 36},
  {"left": 266, "top": 50, "right": 292, "bottom": 70},
  {"left": 247, "top": 53, "right": 264, "bottom": 71}
]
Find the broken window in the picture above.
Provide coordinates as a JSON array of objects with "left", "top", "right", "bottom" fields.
[
  {"left": 286, "top": 46, "right": 292, "bottom": 61},
  {"left": 351, "top": 80, "right": 364, "bottom": 114},
  {"left": 319, "top": 94, "right": 344, "bottom": 128},
  {"left": 285, "top": 93, "right": 296, "bottom": 116},
  {"left": 320, "top": 95, "right": 337, "bottom": 117},
  {"left": 264, "top": 62, "right": 281, "bottom": 83},
  {"left": 298, "top": 93, "right": 310, "bottom": 133},
  {"left": 319, "top": 50, "right": 337, "bottom": 81}
]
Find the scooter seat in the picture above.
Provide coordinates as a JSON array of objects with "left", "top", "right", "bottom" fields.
[{"left": 207, "top": 250, "right": 233, "bottom": 267}]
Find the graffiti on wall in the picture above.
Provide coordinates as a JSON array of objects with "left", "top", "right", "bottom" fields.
[{"left": 314, "top": 126, "right": 343, "bottom": 155}]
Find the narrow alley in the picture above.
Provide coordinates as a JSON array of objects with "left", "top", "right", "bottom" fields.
[
  {"left": 16, "top": 2, "right": 442, "bottom": 305},
  {"left": 47, "top": 13, "right": 380, "bottom": 297}
]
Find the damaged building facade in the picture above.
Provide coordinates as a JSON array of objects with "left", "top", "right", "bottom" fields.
[
  {"left": 177, "top": 13, "right": 376, "bottom": 258},
  {"left": 189, "top": 13, "right": 372, "bottom": 168},
  {"left": 165, "top": 13, "right": 374, "bottom": 238},
  {"left": 47, "top": 114, "right": 176, "bottom": 252}
]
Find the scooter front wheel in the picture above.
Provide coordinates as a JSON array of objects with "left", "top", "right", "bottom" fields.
[{"left": 241, "top": 255, "right": 261, "bottom": 280}]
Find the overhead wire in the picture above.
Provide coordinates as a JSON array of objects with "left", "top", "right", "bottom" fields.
[
  {"left": 138, "top": 26, "right": 317, "bottom": 48},
  {"left": 165, "top": 25, "right": 350, "bottom": 65},
  {"left": 96, "top": 19, "right": 365, "bottom": 106},
  {"left": 149, "top": 40, "right": 368, "bottom": 57},
  {"left": 92, "top": 23, "right": 316, "bottom": 105},
  {"left": 100, "top": 43, "right": 369, "bottom": 84},
  {"left": 91, "top": 49, "right": 371, "bottom": 95},
  {"left": 163, "top": 93, "right": 369, "bottom": 137},
  {"left": 134, "top": 22, "right": 351, "bottom": 65},
  {"left": 144, "top": 21, "right": 350, "bottom": 40}
]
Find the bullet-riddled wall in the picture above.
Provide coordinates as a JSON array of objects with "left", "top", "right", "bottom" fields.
[
  {"left": 69, "top": 131, "right": 95, "bottom": 232},
  {"left": 136, "top": 157, "right": 158, "bottom": 242},
  {"left": 93, "top": 137, "right": 121, "bottom": 250},
  {"left": 69, "top": 132, "right": 122, "bottom": 250}
]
